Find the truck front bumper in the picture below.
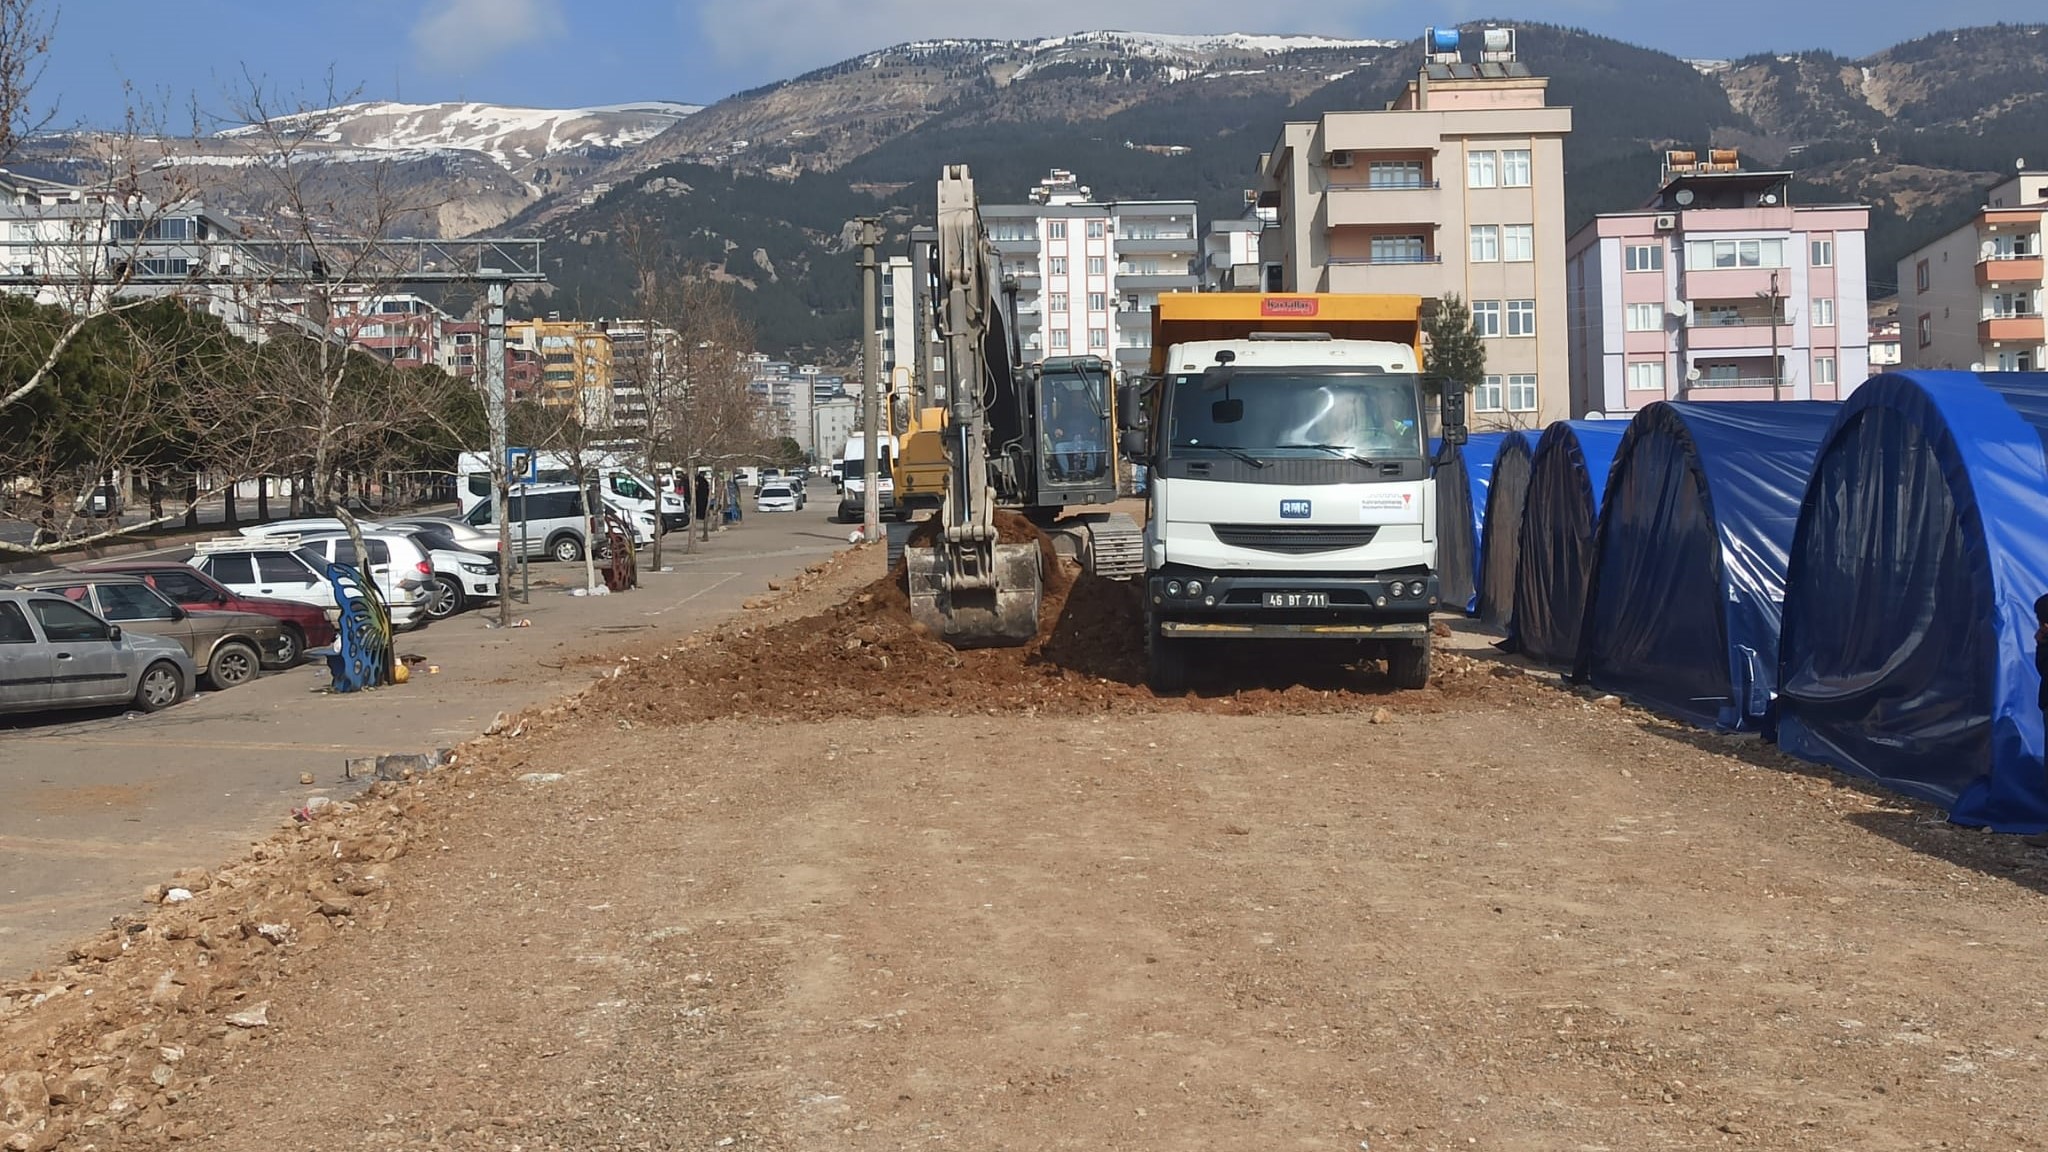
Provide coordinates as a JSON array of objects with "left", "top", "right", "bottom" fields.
[{"left": 1148, "top": 567, "right": 1439, "bottom": 638}]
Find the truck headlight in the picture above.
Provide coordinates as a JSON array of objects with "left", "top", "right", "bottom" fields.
[
  {"left": 1166, "top": 580, "right": 1183, "bottom": 597},
  {"left": 1185, "top": 580, "right": 1203, "bottom": 598}
]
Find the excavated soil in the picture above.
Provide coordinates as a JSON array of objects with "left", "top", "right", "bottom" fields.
[{"left": 585, "top": 515, "right": 1521, "bottom": 723}]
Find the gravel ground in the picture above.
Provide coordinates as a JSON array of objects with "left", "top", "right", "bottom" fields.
[{"left": 6, "top": 542, "right": 2048, "bottom": 1151}]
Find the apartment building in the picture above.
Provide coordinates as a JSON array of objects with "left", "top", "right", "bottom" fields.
[
  {"left": 0, "top": 169, "right": 264, "bottom": 339},
  {"left": 1899, "top": 171, "right": 2047, "bottom": 372},
  {"left": 506, "top": 319, "right": 615, "bottom": 427},
  {"left": 1565, "top": 158, "right": 1871, "bottom": 414},
  {"left": 981, "top": 169, "right": 1199, "bottom": 381},
  {"left": 1201, "top": 204, "right": 1275, "bottom": 292},
  {"left": 1258, "top": 28, "right": 1573, "bottom": 426}
]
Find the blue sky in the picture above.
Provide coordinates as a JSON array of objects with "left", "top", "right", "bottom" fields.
[{"left": 35, "top": 0, "right": 2034, "bottom": 127}]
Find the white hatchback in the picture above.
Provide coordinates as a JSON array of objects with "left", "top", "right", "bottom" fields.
[{"left": 756, "top": 484, "right": 798, "bottom": 513}]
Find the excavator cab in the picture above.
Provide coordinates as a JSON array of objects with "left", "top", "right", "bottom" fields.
[{"left": 1032, "top": 356, "right": 1117, "bottom": 501}]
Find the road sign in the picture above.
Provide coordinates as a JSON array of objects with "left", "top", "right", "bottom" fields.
[{"left": 506, "top": 447, "right": 537, "bottom": 485}]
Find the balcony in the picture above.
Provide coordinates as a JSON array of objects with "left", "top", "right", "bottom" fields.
[
  {"left": 1978, "top": 254, "right": 2044, "bottom": 285},
  {"left": 1979, "top": 311, "right": 2046, "bottom": 343},
  {"left": 1684, "top": 311, "right": 1790, "bottom": 352},
  {"left": 1323, "top": 260, "right": 1448, "bottom": 297},
  {"left": 1115, "top": 272, "right": 1197, "bottom": 291},
  {"left": 1115, "top": 236, "right": 1198, "bottom": 255},
  {"left": 1325, "top": 183, "right": 1443, "bottom": 229}
]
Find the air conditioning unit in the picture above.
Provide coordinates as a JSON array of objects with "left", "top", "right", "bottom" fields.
[
  {"left": 1327, "top": 150, "right": 1353, "bottom": 168},
  {"left": 1654, "top": 214, "right": 1678, "bottom": 231},
  {"left": 1242, "top": 189, "right": 1259, "bottom": 205}
]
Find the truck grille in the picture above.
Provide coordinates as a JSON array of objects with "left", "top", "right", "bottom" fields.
[{"left": 1210, "top": 524, "right": 1380, "bottom": 555}]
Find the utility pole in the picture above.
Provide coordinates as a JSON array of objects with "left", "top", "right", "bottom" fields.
[
  {"left": 858, "top": 218, "right": 882, "bottom": 541},
  {"left": 484, "top": 278, "right": 512, "bottom": 628}
]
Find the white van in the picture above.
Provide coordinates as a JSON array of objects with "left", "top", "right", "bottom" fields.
[
  {"left": 460, "top": 484, "right": 656, "bottom": 563},
  {"left": 836, "top": 434, "right": 898, "bottom": 523},
  {"left": 456, "top": 451, "right": 687, "bottom": 531}
]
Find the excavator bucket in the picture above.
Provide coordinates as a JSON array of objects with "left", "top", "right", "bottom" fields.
[{"left": 904, "top": 540, "right": 1043, "bottom": 648}]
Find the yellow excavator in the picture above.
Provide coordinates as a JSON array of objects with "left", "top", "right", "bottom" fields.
[{"left": 900, "top": 165, "right": 1140, "bottom": 648}]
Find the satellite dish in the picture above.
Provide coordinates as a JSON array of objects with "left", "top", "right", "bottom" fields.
[
  {"left": 1761, "top": 192, "right": 1780, "bottom": 205},
  {"left": 1674, "top": 189, "right": 1696, "bottom": 207},
  {"left": 1685, "top": 366, "right": 1702, "bottom": 382}
]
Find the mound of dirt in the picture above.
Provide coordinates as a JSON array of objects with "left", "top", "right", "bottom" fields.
[{"left": 585, "top": 516, "right": 1533, "bottom": 722}]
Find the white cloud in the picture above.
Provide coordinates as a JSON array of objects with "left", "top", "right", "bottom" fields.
[
  {"left": 412, "top": 0, "right": 565, "bottom": 75},
  {"left": 695, "top": 0, "right": 1360, "bottom": 76}
]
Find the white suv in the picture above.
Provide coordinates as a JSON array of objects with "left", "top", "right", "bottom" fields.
[
  {"left": 192, "top": 536, "right": 428, "bottom": 629},
  {"left": 291, "top": 532, "right": 433, "bottom": 627},
  {"left": 463, "top": 485, "right": 656, "bottom": 562}
]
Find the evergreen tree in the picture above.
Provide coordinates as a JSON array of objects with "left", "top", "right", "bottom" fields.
[{"left": 1424, "top": 293, "right": 1487, "bottom": 391}]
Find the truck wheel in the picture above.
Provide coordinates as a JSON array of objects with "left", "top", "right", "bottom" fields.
[
  {"left": 1388, "top": 636, "right": 1432, "bottom": 690},
  {"left": 1146, "top": 620, "right": 1188, "bottom": 694}
]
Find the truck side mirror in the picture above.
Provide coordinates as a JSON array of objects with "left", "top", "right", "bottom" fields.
[
  {"left": 1119, "top": 429, "right": 1149, "bottom": 464},
  {"left": 1438, "top": 378, "right": 1469, "bottom": 447}
]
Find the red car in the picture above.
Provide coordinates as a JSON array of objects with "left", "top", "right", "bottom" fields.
[{"left": 83, "top": 560, "right": 337, "bottom": 667}]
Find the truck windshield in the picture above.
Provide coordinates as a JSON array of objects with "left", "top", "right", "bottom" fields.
[{"left": 1168, "top": 371, "right": 1423, "bottom": 459}]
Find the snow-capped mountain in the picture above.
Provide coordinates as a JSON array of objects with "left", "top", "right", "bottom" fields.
[{"left": 212, "top": 100, "right": 702, "bottom": 171}]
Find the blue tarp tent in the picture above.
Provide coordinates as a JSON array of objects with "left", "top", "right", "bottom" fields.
[
  {"left": 1511, "top": 420, "right": 1626, "bottom": 664},
  {"left": 1475, "top": 430, "right": 1535, "bottom": 628},
  {"left": 1778, "top": 371, "right": 2048, "bottom": 832},
  {"left": 1434, "top": 433, "right": 1506, "bottom": 614},
  {"left": 1576, "top": 401, "right": 1840, "bottom": 729}
]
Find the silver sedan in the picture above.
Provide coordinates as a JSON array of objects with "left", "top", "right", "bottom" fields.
[{"left": 0, "top": 589, "right": 198, "bottom": 715}]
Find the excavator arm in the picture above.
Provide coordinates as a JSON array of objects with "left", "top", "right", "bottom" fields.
[{"left": 901, "top": 165, "right": 1044, "bottom": 648}]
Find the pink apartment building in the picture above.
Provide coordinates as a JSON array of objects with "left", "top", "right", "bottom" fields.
[{"left": 1565, "top": 159, "right": 1870, "bottom": 416}]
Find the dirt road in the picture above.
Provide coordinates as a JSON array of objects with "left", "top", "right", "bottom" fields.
[{"left": 5, "top": 548, "right": 2048, "bottom": 1150}]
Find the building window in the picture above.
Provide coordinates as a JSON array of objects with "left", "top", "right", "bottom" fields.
[
  {"left": 1048, "top": 221, "right": 1066, "bottom": 240},
  {"left": 1469, "top": 225, "right": 1499, "bottom": 263},
  {"left": 1087, "top": 219, "right": 1105, "bottom": 239},
  {"left": 1814, "top": 355, "right": 1837, "bottom": 386},
  {"left": 1470, "top": 299, "right": 1501, "bottom": 337},
  {"left": 1050, "top": 329, "right": 1069, "bottom": 350},
  {"left": 1475, "top": 374, "right": 1504, "bottom": 412},
  {"left": 1506, "top": 374, "right": 1538, "bottom": 412},
  {"left": 1626, "top": 303, "right": 1662, "bottom": 332},
  {"left": 1088, "top": 327, "right": 1107, "bottom": 349},
  {"left": 1467, "top": 150, "right": 1497, "bottom": 189},
  {"left": 1628, "top": 361, "right": 1666, "bottom": 391},
  {"left": 1915, "top": 260, "right": 1930, "bottom": 293},
  {"left": 1686, "top": 238, "right": 1788, "bottom": 270},
  {"left": 1264, "top": 264, "right": 1284, "bottom": 291},
  {"left": 1372, "top": 235, "right": 1427, "bottom": 263},
  {"left": 1507, "top": 299, "right": 1536, "bottom": 337},
  {"left": 1503, "top": 224, "right": 1534, "bottom": 263},
  {"left": 1087, "top": 256, "right": 1105, "bottom": 275},
  {"left": 1997, "top": 349, "right": 2036, "bottom": 371},
  {"left": 1916, "top": 314, "right": 1931, "bottom": 347},
  {"left": 1368, "top": 160, "right": 1425, "bottom": 188},
  {"left": 1810, "top": 238, "right": 1834, "bottom": 267},
  {"left": 1049, "top": 292, "right": 1068, "bottom": 312},
  {"left": 1088, "top": 292, "right": 1105, "bottom": 311},
  {"left": 1501, "top": 149, "right": 1532, "bottom": 187},
  {"left": 1625, "top": 244, "right": 1663, "bottom": 272},
  {"left": 1811, "top": 297, "right": 1835, "bottom": 327},
  {"left": 1049, "top": 257, "right": 1067, "bottom": 277}
]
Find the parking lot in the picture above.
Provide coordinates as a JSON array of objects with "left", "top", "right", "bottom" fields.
[{"left": 0, "top": 496, "right": 852, "bottom": 974}]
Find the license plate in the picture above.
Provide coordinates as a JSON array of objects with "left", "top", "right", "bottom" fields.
[{"left": 1262, "top": 591, "right": 1329, "bottom": 609}]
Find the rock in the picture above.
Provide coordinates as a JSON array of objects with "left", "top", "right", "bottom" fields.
[
  {"left": 3, "top": 1133, "right": 30, "bottom": 1152},
  {"left": 169, "top": 868, "right": 212, "bottom": 893},
  {"left": 158, "top": 1046, "right": 185, "bottom": 1065},
  {"left": 767, "top": 580, "right": 784, "bottom": 592},
  {"left": 1489, "top": 665, "right": 1521, "bottom": 679},
  {"left": 842, "top": 636, "right": 864, "bottom": 651},
  {"left": 518, "top": 773, "right": 566, "bottom": 784},
  {"left": 254, "top": 923, "right": 292, "bottom": 945},
  {"left": 485, "top": 711, "right": 512, "bottom": 736},
  {"left": 1595, "top": 694, "right": 1623, "bottom": 708},
  {"left": 343, "top": 756, "right": 375, "bottom": 781},
  {"left": 224, "top": 1002, "right": 270, "bottom": 1029},
  {"left": 299, "top": 771, "right": 316, "bottom": 785},
  {"left": 315, "top": 900, "right": 354, "bottom": 918},
  {"left": 1368, "top": 708, "right": 1393, "bottom": 724},
  {"left": 149, "top": 1064, "right": 174, "bottom": 1088},
  {"left": 1, "top": 1069, "right": 49, "bottom": 1121},
  {"left": 162, "top": 888, "right": 193, "bottom": 904},
  {"left": 48, "top": 1066, "right": 109, "bottom": 1107}
]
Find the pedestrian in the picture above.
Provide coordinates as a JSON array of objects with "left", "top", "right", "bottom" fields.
[
  {"left": 694, "top": 472, "right": 710, "bottom": 524},
  {"left": 726, "top": 475, "right": 742, "bottom": 524}
]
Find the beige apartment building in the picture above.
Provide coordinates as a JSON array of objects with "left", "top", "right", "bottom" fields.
[
  {"left": 1258, "top": 30, "right": 1573, "bottom": 426},
  {"left": 1898, "top": 171, "right": 2047, "bottom": 373}
]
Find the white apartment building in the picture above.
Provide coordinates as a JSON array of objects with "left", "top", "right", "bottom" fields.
[
  {"left": 1258, "top": 29, "right": 1573, "bottom": 426},
  {"left": 1899, "top": 171, "right": 2047, "bottom": 372},
  {"left": 981, "top": 169, "right": 1199, "bottom": 381}
]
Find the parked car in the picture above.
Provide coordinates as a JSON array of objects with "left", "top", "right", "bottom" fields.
[
  {"left": 80, "top": 560, "right": 334, "bottom": 666},
  {"left": 756, "top": 483, "right": 798, "bottom": 513},
  {"left": 461, "top": 484, "right": 656, "bottom": 563},
  {"left": 0, "top": 588, "right": 196, "bottom": 715},
  {"left": 247, "top": 523, "right": 496, "bottom": 621},
  {"left": 192, "top": 537, "right": 429, "bottom": 631},
  {"left": 378, "top": 515, "right": 502, "bottom": 553},
  {"left": 7, "top": 572, "right": 286, "bottom": 689},
  {"left": 288, "top": 532, "right": 433, "bottom": 628}
]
